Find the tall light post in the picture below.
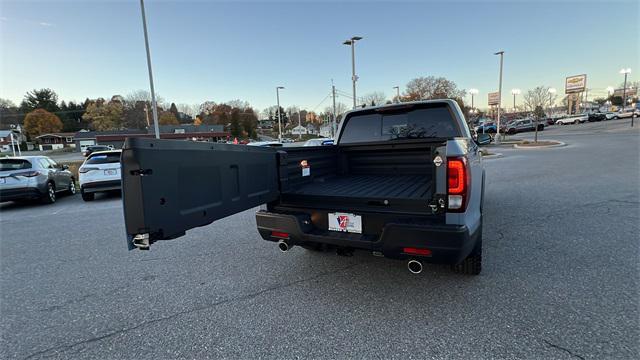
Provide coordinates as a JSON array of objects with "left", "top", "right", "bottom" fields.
[
  {"left": 511, "top": 89, "right": 521, "bottom": 112},
  {"left": 276, "top": 86, "right": 285, "bottom": 142},
  {"left": 620, "top": 68, "right": 631, "bottom": 112},
  {"left": 548, "top": 88, "right": 557, "bottom": 114},
  {"left": 469, "top": 88, "right": 478, "bottom": 111},
  {"left": 606, "top": 86, "right": 614, "bottom": 97},
  {"left": 343, "top": 36, "right": 363, "bottom": 109},
  {"left": 393, "top": 86, "right": 400, "bottom": 103},
  {"left": 620, "top": 68, "right": 632, "bottom": 126},
  {"left": 139, "top": 0, "right": 160, "bottom": 139},
  {"left": 494, "top": 51, "right": 504, "bottom": 144}
]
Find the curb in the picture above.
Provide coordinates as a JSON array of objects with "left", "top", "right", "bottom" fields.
[{"left": 513, "top": 141, "right": 566, "bottom": 149}]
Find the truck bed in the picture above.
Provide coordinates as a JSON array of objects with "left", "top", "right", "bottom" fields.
[{"left": 286, "top": 174, "right": 432, "bottom": 200}]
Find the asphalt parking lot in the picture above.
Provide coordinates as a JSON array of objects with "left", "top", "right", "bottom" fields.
[{"left": 1, "top": 120, "right": 638, "bottom": 359}]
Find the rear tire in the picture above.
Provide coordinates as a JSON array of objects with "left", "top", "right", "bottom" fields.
[
  {"left": 81, "top": 191, "right": 95, "bottom": 202},
  {"left": 451, "top": 228, "right": 482, "bottom": 275},
  {"left": 42, "top": 182, "right": 56, "bottom": 204},
  {"left": 574, "top": 120, "right": 579, "bottom": 125}
]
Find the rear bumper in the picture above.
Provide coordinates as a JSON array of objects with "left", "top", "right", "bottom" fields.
[
  {"left": 0, "top": 187, "right": 43, "bottom": 201},
  {"left": 81, "top": 180, "right": 121, "bottom": 193},
  {"left": 256, "top": 210, "right": 479, "bottom": 265}
]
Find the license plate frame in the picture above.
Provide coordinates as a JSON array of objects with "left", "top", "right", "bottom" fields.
[
  {"left": 328, "top": 212, "right": 362, "bottom": 234},
  {"left": 104, "top": 169, "right": 118, "bottom": 176}
]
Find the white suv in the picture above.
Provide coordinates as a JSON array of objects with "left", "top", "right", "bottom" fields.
[{"left": 78, "top": 150, "right": 122, "bottom": 201}]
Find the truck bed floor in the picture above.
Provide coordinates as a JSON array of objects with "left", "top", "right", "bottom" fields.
[{"left": 285, "top": 174, "right": 432, "bottom": 200}]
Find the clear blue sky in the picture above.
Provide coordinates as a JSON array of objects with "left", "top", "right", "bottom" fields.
[{"left": 1, "top": 0, "right": 638, "bottom": 112}]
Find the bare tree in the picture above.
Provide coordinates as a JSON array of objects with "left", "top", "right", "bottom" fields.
[
  {"left": 522, "top": 86, "right": 552, "bottom": 143},
  {"left": 361, "top": 92, "right": 387, "bottom": 106},
  {"left": 124, "top": 90, "right": 165, "bottom": 109},
  {"left": 177, "top": 103, "right": 200, "bottom": 117},
  {"left": 403, "top": 76, "right": 466, "bottom": 101}
]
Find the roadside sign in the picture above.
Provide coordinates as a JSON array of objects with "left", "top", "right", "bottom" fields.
[
  {"left": 613, "top": 87, "right": 637, "bottom": 97},
  {"left": 565, "top": 74, "right": 587, "bottom": 94},
  {"left": 488, "top": 92, "right": 500, "bottom": 106}
]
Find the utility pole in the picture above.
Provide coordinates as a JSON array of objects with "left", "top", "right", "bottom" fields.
[
  {"left": 332, "top": 84, "right": 337, "bottom": 138},
  {"left": 494, "top": 51, "right": 504, "bottom": 144},
  {"left": 298, "top": 110, "right": 302, "bottom": 140},
  {"left": 9, "top": 132, "right": 16, "bottom": 156},
  {"left": 140, "top": 0, "right": 160, "bottom": 139},
  {"left": 393, "top": 86, "right": 400, "bottom": 103},
  {"left": 276, "top": 86, "right": 284, "bottom": 142}
]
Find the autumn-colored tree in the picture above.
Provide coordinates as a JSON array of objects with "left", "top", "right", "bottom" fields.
[
  {"left": 194, "top": 116, "right": 203, "bottom": 126},
  {"left": 23, "top": 109, "right": 63, "bottom": 138},
  {"left": 159, "top": 111, "right": 179, "bottom": 125},
  {"left": 82, "top": 101, "right": 124, "bottom": 131}
]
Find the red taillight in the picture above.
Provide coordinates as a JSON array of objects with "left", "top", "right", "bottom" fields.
[
  {"left": 271, "top": 231, "right": 289, "bottom": 239},
  {"left": 447, "top": 159, "right": 466, "bottom": 194},
  {"left": 447, "top": 157, "right": 469, "bottom": 212},
  {"left": 403, "top": 247, "right": 432, "bottom": 256}
]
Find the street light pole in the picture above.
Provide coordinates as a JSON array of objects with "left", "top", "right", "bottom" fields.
[
  {"left": 139, "top": 0, "right": 160, "bottom": 139},
  {"left": 343, "top": 36, "right": 362, "bottom": 109},
  {"left": 469, "top": 89, "right": 478, "bottom": 112},
  {"left": 548, "top": 88, "right": 557, "bottom": 114},
  {"left": 393, "top": 86, "right": 400, "bottom": 103},
  {"left": 276, "top": 86, "right": 284, "bottom": 142},
  {"left": 620, "top": 68, "right": 632, "bottom": 126},
  {"left": 511, "top": 89, "right": 520, "bottom": 112},
  {"left": 494, "top": 51, "right": 504, "bottom": 144}
]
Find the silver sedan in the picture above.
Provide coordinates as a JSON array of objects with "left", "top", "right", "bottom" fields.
[{"left": 0, "top": 156, "right": 76, "bottom": 204}]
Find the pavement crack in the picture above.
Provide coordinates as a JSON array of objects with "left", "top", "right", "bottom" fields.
[
  {"left": 542, "top": 339, "right": 585, "bottom": 360},
  {"left": 21, "top": 262, "right": 361, "bottom": 360}
]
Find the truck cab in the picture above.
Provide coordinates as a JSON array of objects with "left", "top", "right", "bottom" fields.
[{"left": 120, "top": 100, "right": 487, "bottom": 275}]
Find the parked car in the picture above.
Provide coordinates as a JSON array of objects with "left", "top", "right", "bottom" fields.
[
  {"left": 504, "top": 119, "right": 544, "bottom": 134},
  {"left": 604, "top": 112, "right": 617, "bottom": 120},
  {"left": 0, "top": 156, "right": 76, "bottom": 204},
  {"left": 587, "top": 113, "right": 606, "bottom": 122},
  {"left": 615, "top": 109, "right": 637, "bottom": 119},
  {"left": 78, "top": 150, "right": 122, "bottom": 201},
  {"left": 303, "top": 138, "right": 334, "bottom": 146},
  {"left": 556, "top": 114, "right": 587, "bottom": 125},
  {"left": 120, "top": 99, "right": 487, "bottom": 275},
  {"left": 474, "top": 122, "right": 497, "bottom": 133},
  {"left": 82, "top": 145, "right": 113, "bottom": 157}
]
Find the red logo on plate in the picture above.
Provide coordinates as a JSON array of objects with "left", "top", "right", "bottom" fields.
[{"left": 337, "top": 215, "right": 349, "bottom": 229}]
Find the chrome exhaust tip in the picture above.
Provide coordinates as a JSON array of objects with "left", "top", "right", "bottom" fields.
[
  {"left": 277, "top": 240, "right": 290, "bottom": 252},
  {"left": 407, "top": 260, "right": 423, "bottom": 274}
]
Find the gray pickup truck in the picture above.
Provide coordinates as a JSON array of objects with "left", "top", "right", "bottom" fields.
[{"left": 120, "top": 100, "right": 490, "bottom": 275}]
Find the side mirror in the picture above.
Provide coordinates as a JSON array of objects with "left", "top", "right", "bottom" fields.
[
  {"left": 61, "top": 164, "right": 69, "bottom": 170},
  {"left": 476, "top": 133, "right": 492, "bottom": 146}
]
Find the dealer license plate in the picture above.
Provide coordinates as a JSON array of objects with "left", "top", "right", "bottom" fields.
[{"left": 328, "top": 212, "right": 362, "bottom": 234}]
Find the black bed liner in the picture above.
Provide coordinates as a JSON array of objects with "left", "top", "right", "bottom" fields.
[{"left": 284, "top": 174, "right": 431, "bottom": 200}]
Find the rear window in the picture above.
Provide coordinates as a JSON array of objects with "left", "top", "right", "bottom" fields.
[
  {"left": 340, "top": 105, "right": 461, "bottom": 144},
  {"left": 0, "top": 159, "right": 32, "bottom": 171},
  {"left": 86, "top": 152, "right": 121, "bottom": 164}
]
